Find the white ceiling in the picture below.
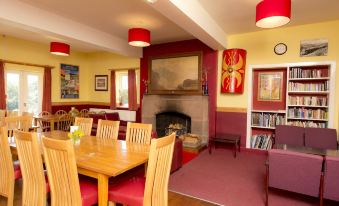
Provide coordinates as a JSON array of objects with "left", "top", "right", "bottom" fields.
[{"left": 1, "top": 0, "right": 339, "bottom": 57}]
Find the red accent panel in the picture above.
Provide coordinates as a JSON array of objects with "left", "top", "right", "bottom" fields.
[
  {"left": 140, "top": 39, "right": 217, "bottom": 137},
  {"left": 216, "top": 111, "right": 247, "bottom": 148},
  {"left": 252, "top": 68, "right": 287, "bottom": 110}
]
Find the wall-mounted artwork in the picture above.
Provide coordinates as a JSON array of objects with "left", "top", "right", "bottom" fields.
[
  {"left": 300, "top": 39, "right": 328, "bottom": 57},
  {"left": 258, "top": 72, "right": 283, "bottom": 101},
  {"left": 221, "top": 49, "right": 247, "bottom": 94},
  {"left": 148, "top": 52, "right": 202, "bottom": 95},
  {"left": 60, "top": 64, "right": 79, "bottom": 99},
  {"left": 95, "top": 75, "right": 108, "bottom": 91}
]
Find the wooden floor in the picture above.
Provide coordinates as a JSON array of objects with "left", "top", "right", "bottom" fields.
[{"left": 0, "top": 180, "right": 218, "bottom": 206}]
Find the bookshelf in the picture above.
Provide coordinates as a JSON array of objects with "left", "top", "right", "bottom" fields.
[{"left": 246, "top": 61, "right": 336, "bottom": 149}]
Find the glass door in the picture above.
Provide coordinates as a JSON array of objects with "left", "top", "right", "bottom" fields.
[{"left": 5, "top": 70, "right": 43, "bottom": 115}]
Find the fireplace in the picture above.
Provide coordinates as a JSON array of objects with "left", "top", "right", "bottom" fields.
[
  {"left": 156, "top": 112, "right": 191, "bottom": 137},
  {"left": 142, "top": 95, "right": 209, "bottom": 144}
]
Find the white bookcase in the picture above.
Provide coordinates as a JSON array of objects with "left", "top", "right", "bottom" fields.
[{"left": 246, "top": 61, "right": 336, "bottom": 149}]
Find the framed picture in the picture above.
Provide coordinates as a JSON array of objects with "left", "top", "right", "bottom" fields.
[
  {"left": 95, "top": 75, "right": 108, "bottom": 91},
  {"left": 258, "top": 72, "right": 283, "bottom": 101},
  {"left": 148, "top": 52, "right": 202, "bottom": 95},
  {"left": 300, "top": 38, "right": 328, "bottom": 57},
  {"left": 60, "top": 64, "right": 79, "bottom": 99}
]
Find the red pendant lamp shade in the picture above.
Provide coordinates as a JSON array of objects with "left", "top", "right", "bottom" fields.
[
  {"left": 128, "top": 28, "right": 150, "bottom": 47},
  {"left": 50, "top": 42, "right": 70, "bottom": 56},
  {"left": 256, "top": 0, "right": 291, "bottom": 28}
]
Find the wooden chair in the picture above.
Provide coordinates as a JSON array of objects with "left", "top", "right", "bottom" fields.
[
  {"left": 125, "top": 122, "right": 152, "bottom": 144},
  {"left": 57, "top": 114, "right": 73, "bottom": 131},
  {"left": 0, "top": 125, "right": 22, "bottom": 206},
  {"left": 37, "top": 111, "right": 52, "bottom": 132},
  {"left": 54, "top": 110, "right": 67, "bottom": 117},
  {"left": 79, "top": 109, "right": 89, "bottom": 118},
  {"left": 14, "top": 130, "right": 47, "bottom": 206},
  {"left": 41, "top": 137, "right": 98, "bottom": 206},
  {"left": 19, "top": 115, "right": 33, "bottom": 132},
  {"left": 96, "top": 119, "right": 120, "bottom": 140},
  {"left": 108, "top": 133, "right": 176, "bottom": 206},
  {"left": 4, "top": 116, "right": 21, "bottom": 138},
  {"left": 6, "top": 111, "right": 18, "bottom": 117},
  {"left": 74, "top": 117, "right": 93, "bottom": 136}
]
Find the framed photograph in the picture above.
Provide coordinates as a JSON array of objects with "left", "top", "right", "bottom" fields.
[
  {"left": 60, "top": 64, "right": 79, "bottom": 99},
  {"left": 258, "top": 72, "right": 283, "bottom": 101},
  {"left": 148, "top": 52, "right": 202, "bottom": 95},
  {"left": 95, "top": 75, "right": 108, "bottom": 91},
  {"left": 300, "top": 39, "right": 328, "bottom": 57}
]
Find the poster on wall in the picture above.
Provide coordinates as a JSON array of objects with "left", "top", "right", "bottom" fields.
[
  {"left": 221, "top": 49, "right": 247, "bottom": 94},
  {"left": 300, "top": 39, "right": 328, "bottom": 57},
  {"left": 60, "top": 63, "right": 79, "bottom": 99},
  {"left": 258, "top": 72, "right": 283, "bottom": 101}
]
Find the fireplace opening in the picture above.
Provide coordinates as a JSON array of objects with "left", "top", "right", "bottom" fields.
[{"left": 156, "top": 111, "right": 191, "bottom": 137}]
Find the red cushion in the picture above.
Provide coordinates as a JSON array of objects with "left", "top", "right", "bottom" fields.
[
  {"left": 79, "top": 178, "right": 98, "bottom": 206},
  {"left": 108, "top": 177, "right": 145, "bottom": 206},
  {"left": 105, "top": 113, "right": 120, "bottom": 121},
  {"left": 13, "top": 160, "right": 22, "bottom": 180}
]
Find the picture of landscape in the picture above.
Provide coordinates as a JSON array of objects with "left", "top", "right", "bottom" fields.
[{"left": 300, "top": 39, "right": 328, "bottom": 57}]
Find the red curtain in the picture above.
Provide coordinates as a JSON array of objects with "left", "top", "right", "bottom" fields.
[
  {"left": 0, "top": 61, "right": 6, "bottom": 109},
  {"left": 110, "top": 70, "right": 116, "bottom": 109},
  {"left": 42, "top": 67, "right": 52, "bottom": 112},
  {"left": 128, "top": 69, "right": 137, "bottom": 110}
]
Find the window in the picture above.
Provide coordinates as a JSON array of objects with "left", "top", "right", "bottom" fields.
[{"left": 115, "top": 70, "right": 140, "bottom": 108}]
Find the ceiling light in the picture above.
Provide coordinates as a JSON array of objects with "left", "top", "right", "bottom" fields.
[
  {"left": 145, "top": 0, "right": 157, "bottom": 3},
  {"left": 128, "top": 28, "right": 151, "bottom": 47},
  {"left": 50, "top": 42, "right": 70, "bottom": 56},
  {"left": 256, "top": 0, "right": 291, "bottom": 28}
]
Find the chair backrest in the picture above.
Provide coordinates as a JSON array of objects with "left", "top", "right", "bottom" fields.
[
  {"left": 268, "top": 149, "right": 323, "bottom": 197},
  {"left": 125, "top": 122, "right": 152, "bottom": 144},
  {"left": 57, "top": 114, "right": 73, "bottom": 131},
  {"left": 54, "top": 110, "right": 67, "bottom": 117},
  {"left": 39, "top": 111, "right": 52, "bottom": 117},
  {"left": 144, "top": 133, "right": 175, "bottom": 206},
  {"left": 304, "top": 128, "right": 337, "bottom": 150},
  {"left": 42, "top": 137, "right": 82, "bottom": 206},
  {"left": 22, "top": 112, "right": 33, "bottom": 116},
  {"left": 324, "top": 156, "right": 339, "bottom": 201},
  {"left": 6, "top": 111, "right": 18, "bottom": 117},
  {"left": 275, "top": 125, "right": 304, "bottom": 147},
  {"left": 0, "top": 109, "right": 6, "bottom": 118},
  {"left": 79, "top": 109, "right": 89, "bottom": 118},
  {"left": 74, "top": 117, "right": 93, "bottom": 136},
  {"left": 18, "top": 115, "right": 33, "bottom": 132},
  {"left": 0, "top": 126, "right": 15, "bottom": 205},
  {"left": 14, "top": 130, "right": 46, "bottom": 206},
  {"left": 4, "top": 116, "right": 21, "bottom": 137},
  {"left": 96, "top": 119, "right": 120, "bottom": 140}
]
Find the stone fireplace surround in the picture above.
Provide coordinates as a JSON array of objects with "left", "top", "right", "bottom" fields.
[{"left": 142, "top": 95, "right": 209, "bottom": 144}]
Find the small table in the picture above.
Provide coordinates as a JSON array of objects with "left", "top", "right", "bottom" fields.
[{"left": 209, "top": 133, "right": 241, "bottom": 158}]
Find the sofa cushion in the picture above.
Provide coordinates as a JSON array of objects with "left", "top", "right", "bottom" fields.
[{"left": 105, "top": 112, "right": 120, "bottom": 121}]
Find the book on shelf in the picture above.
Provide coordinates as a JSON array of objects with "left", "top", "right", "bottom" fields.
[
  {"left": 287, "top": 120, "right": 327, "bottom": 128},
  {"left": 289, "top": 67, "right": 327, "bottom": 79},
  {"left": 251, "top": 134, "right": 272, "bottom": 150},
  {"left": 288, "top": 81, "right": 329, "bottom": 92},
  {"left": 288, "top": 96, "right": 327, "bottom": 107},
  {"left": 287, "top": 107, "right": 327, "bottom": 120},
  {"left": 251, "top": 112, "right": 285, "bottom": 128}
]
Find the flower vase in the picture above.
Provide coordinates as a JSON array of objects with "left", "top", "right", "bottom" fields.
[{"left": 71, "top": 137, "right": 80, "bottom": 145}]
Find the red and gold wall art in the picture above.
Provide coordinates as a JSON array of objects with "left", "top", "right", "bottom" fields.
[{"left": 221, "top": 49, "right": 247, "bottom": 94}]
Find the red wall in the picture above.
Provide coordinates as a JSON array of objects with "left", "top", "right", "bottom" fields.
[{"left": 140, "top": 39, "right": 218, "bottom": 137}]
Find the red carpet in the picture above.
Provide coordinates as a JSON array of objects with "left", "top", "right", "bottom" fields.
[
  {"left": 170, "top": 149, "right": 338, "bottom": 206},
  {"left": 182, "top": 151, "right": 198, "bottom": 165}
]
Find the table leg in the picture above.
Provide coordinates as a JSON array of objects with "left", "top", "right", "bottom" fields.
[{"left": 98, "top": 174, "right": 109, "bottom": 206}]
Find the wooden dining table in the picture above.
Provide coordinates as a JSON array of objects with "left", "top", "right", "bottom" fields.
[
  {"left": 10, "top": 130, "right": 150, "bottom": 206},
  {"left": 33, "top": 115, "right": 59, "bottom": 131}
]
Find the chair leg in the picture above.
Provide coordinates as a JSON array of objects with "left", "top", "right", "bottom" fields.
[
  {"left": 319, "top": 173, "right": 324, "bottom": 206},
  {"left": 209, "top": 140, "right": 212, "bottom": 154},
  {"left": 234, "top": 142, "right": 237, "bottom": 158}
]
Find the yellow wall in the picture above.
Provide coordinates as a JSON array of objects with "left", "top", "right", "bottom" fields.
[
  {"left": 218, "top": 20, "right": 339, "bottom": 129},
  {"left": 0, "top": 35, "right": 139, "bottom": 104}
]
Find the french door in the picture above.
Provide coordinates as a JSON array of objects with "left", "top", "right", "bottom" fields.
[{"left": 5, "top": 69, "right": 43, "bottom": 115}]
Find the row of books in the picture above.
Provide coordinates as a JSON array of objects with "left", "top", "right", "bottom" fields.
[
  {"left": 287, "top": 107, "right": 328, "bottom": 120},
  {"left": 289, "top": 67, "right": 327, "bottom": 79},
  {"left": 288, "top": 82, "right": 329, "bottom": 92},
  {"left": 252, "top": 113, "right": 285, "bottom": 128},
  {"left": 287, "top": 121, "right": 327, "bottom": 128},
  {"left": 288, "top": 96, "right": 328, "bottom": 106},
  {"left": 251, "top": 134, "right": 273, "bottom": 149}
]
